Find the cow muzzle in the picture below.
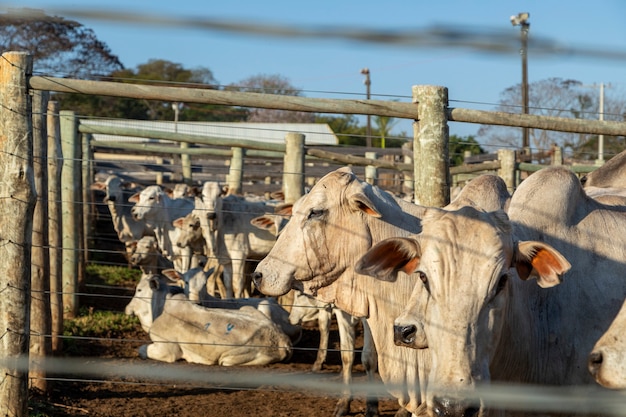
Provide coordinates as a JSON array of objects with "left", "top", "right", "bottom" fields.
[
  {"left": 432, "top": 395, "right": 480, "bottom": 417},
  {"left": 393, "top": 323, "right": 428, "bottom": 349}
]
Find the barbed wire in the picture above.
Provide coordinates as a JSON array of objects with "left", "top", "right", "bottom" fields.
[{"left": 6, "top": 6, "right": 626, "bottom": 63}]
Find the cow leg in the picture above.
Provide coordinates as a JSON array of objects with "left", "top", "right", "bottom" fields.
[
  {"left": 313, "top": 306, "right": 332, "bottom": 372},
  {"left": 361, "top": 319, "right": 380, "bottom": 417},
  {"left": 139, "top": 342, "right": 182, "bottom": 363},
  {"left": 333, "top": 309, "right": 358, "bottom": 417},
  {"left": 230, "top": 251, "right": 248, "bottom": 298},
  {"left": 221, "top": 262, "right": 235, "bottom": 299}
]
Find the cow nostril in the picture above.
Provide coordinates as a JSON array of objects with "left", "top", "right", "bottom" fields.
[
  {"left": 432, "top": 396, "right": 479, "bottom": 417},
  {"left": 588, "top": 351, "right": 603, "bottom": 375},
  {"left": 401, "top": 325, "right": 416, "bottom": 343},
  {"left": 252, "top": 272, "right": 262, "bottom": 287},
  {"left": 393, "top": 324, "right": 416, "bottom": 346}
]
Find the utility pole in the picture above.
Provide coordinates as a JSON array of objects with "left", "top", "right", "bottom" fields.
[
  {"left": 361, "top": 67, "right": 372, "bottom": 148},
  {"left": 510, "top": 12, "right": 530, "bottom": 158},
  {"left": 581, "top": 83, "right": 610, "bottom": 165},
  {"left": 597, "top": 82, "right": 605, "bottom": 165}
]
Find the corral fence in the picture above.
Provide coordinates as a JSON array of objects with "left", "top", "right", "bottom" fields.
[{"left": 2, "top": 50, "right": 626, "bottom": 416}]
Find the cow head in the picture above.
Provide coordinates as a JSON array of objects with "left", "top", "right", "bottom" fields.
[
  {"left": 253, "top": 167, "right": 382, "bottom": 299},
  {"left": 129, "top": 185, "right": 165, "bottom": 221},
  {"left": 356, "top": 206, "right": 570, "bottom": 417}
]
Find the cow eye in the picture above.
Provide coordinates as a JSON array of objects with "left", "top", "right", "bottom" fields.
[
  {"left": 307, "top": 209, "right": 324, "bottom": 220},
  {"left": 494, "top": 273, "right": 508, "bottom": 296},
  {"left": 417, "top": 271, "right": 430, "bottom": 292}
]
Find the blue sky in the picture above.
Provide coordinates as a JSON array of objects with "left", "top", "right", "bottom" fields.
[{"left": 5, "top": 1, "right": 626, "bottom": 142}]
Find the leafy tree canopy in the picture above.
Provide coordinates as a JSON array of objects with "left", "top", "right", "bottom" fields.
[
  {"left": 226, "top": 74, "right": 315, "bottom": 123},
  {"left": 0, "top": 8, "right": 123, "bottom": 77},
  {"left": 449, "top": 135, "right": 485, "bottom": 166}
]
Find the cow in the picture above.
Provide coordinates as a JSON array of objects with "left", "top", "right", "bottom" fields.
[
  {"left": 125, "top": 273, "right": 292, "bottom": 366},
  {"left": 252, "top": 167, "right": 511, "bottom": 416},
  {"left": 193, "top": 181, "right": 280, "bottom": 298},
  {"left": 129, "top": 185, "right": 195, "bottom": 272},
  {"left": 172, "top": 212, "right": 208, "bottom": 270},
  {"left": 163, "top": 266, "right": 302, "bottom": 344},
  {"left": 582, "top": 149, "right": 626, "bottom": 189},
  {"left": 289, "top": 290, "right": 378, "bottom": 417},
  {"left": 91, "top": 175, "right": 153, "bottom": 259},
  {"left": 128, "top": 236, "right": 174, "bottom": 275},
  {"left": 357, "top": 166, "right": 626, "bottom": 416},
  {"left": 589, "top": 298, "right": 626, "bottom": 389}
]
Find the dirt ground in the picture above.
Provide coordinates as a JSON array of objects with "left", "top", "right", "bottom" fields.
[{"left": 30, "top": 213, "right": 404, "bottom": 417}]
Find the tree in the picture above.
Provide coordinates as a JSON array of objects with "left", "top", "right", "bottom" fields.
[
  {"left": 478, "top": 78, "right": 626, "bottom": 159},
  {"left": 315, "top": 114, "right": 366, "bottom": 146},
  {"left": 226, "top": 74, "right": 315, "bottom": 123},
  {"left": 0, "top": 8, "right": 123, "bottom": 77},
  {"left": 449, "top": 135, "right": 485, "bottom": 166},
  {"left": 57, "top": 59, "right": 248, "bottom": 121}
]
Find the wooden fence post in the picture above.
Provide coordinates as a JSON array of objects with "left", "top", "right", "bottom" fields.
[
  {"left": 402, "top": 142, "right": 414, "bottom": 198},
  {"left": 497, "top": 149, "right": 517, "bottom": 192},
  {"left": 82, "top": 133, "right": 94, "bottom": 262},
  {"left": 283, "top": 133, "right": 305, "bottom": 204},
  {"left": 30, "top": 89, "right": 51, "bottom": 393},
  {"left": 181, "top": 142, "right": 192, "bottom": 185},
  {"left": 227, "top": 147, "right": 244, "bottom": 195},
  {"left": 551, "top": 145, "right": 563, "bottom": 166},
  {"left": 365, "top": 152, "right": 378, "bottom": 186},
  {"left": 155, "top": 157, "right": 164, "bottom": 185},
  {"left": 60, "top": 110, "right": 80, "bottom": 318},
  {"left": 412, "top": 85, "right": 450, "bottom": 207},
  {"left": 0, "top": 50, "right": 36, "bottom": 417},
  {"left": 47, "top": 101, "right": 63, "bottom": 353}
]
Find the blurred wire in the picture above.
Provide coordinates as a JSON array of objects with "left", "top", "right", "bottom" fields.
[{"left": 4, "top": 6, "right": 626, "bottom": 62}]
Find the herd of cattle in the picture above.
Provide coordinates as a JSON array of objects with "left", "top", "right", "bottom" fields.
[{"left": 91, "top": 150, "right": 626, "bottom": 417}]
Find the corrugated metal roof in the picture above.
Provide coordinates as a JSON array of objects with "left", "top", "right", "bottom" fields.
[{"left": 82, "top": 119, "right": 338, "bottom": 145}]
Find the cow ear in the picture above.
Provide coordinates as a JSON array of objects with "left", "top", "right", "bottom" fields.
[
  {"left": 173, "top": 218, "right": 184, "bottom": 229},
  {"left": 350, "top": 192, "right": 381, "bottom": 218},
  {"left": 356, "top": 237, "right": 421, "bottom": 281},
  {"left": 90, "top": 182, "right": 105, "bottom": 191},
  {"left": 162, "top": 269, "right": 181, "bottom": 281},
  {"left": 128, "top": 192, "right": 140, "bottom": 203},
  {"left": 514, "top": 241, "right": 571, "bottom": 288},
  {"left": 250, "top": 215, "right": 277, "bottom": 235}
]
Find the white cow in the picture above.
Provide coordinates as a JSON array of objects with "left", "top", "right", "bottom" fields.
[
  {"left": 194, "top": 181, "right": 279, "bottom": 298},
  {"left": 91, "top": 175, "right": 153, "bottom": 258},
  {"left": 125, "top": 273, "right": 292, "bottom": 366},
  {"left": 128, "top": 236, "right": 174, "bottom": 275},
  {"left": 589, "top": 298, "right": 626, "bottom": 389},
  {"left": 252, "top": 168, "right": 511, "bottom": 416},
  {"left": 289, "top": 290, "right": 379, "bottom": 417},
  {"left": 129, "top": 185, "right": 195, "bottom": 272},
  {"left": 163, "top": 266, "right": 302, "bottom": 344},
  {"left": 358, "top": 166, "right": 626, "bottom": 416}
]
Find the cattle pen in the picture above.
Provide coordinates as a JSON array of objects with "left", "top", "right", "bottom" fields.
[{"left": 2, "top": 50, "right": 626, "bottom": 416}]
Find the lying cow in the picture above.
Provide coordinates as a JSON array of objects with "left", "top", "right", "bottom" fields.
[
  {"left": 125, "top": 273, "right": 292, "bottom": 366},
  {"left": 253, "top": 168, "right": 511, "bottom": 416},
  {"left": 163, "top": 266, "right": 301, "bottom": 344},
  {"left": 358, "top": 166, "right": 626, "bottom": 416}
]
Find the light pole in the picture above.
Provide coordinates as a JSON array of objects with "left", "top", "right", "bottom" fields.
[
  {"left": 510, "top": 12, "right": 530, "bottom": 157},
  {"left": 172, "top": 102, "right": 191, "bottom": 184},
  {"left": 361, "top": 67, "right": 372, "bottom": 148}
]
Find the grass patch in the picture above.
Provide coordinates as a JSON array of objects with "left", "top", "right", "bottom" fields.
[
  {"left": 86, "top": 263, "right": 141, "bottom": 287},
  {"left": 64, "top": 307, "right": 139, "bottom": 338}
]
